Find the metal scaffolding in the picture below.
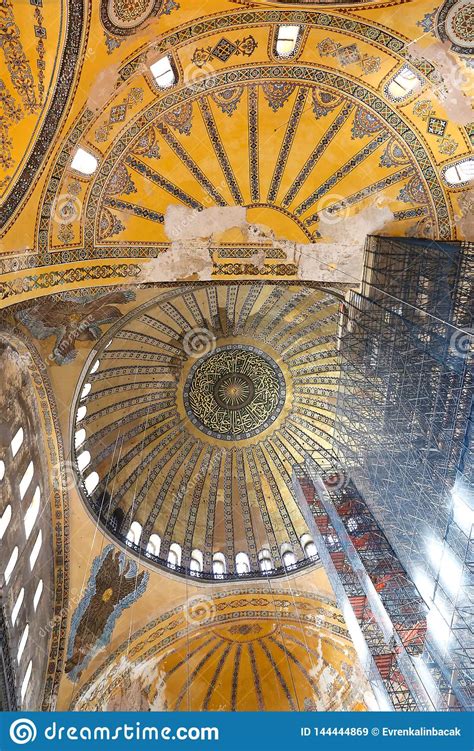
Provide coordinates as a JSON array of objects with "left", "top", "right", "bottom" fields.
[
  {"left": 298, "top": 237, "right": 473, "bottom": 710},
  {"left": 294, "top": 460, "right": 433, "bottom": 710}
]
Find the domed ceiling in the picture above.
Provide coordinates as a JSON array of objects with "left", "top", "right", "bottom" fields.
[
  {"left": 0, "top": 0, "right": 81, "bottom": 227},
  {"left": 2, "top": 0, "right": 471, "bottom": 306},
  {"left": 72, "top": 282, "right": 340, "bottom": 579},
  {"left": 71, "top": 590, "right": 370, "bottom": 711}
]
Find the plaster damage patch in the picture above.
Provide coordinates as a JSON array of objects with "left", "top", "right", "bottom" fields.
[
  {"left": 297, "top": 243, "right": 365, "bottom": 283},
  {"left": 408, "top": 41, "right": 473, "bottom": 126},
  {"left": 87, "top": 61, "right": 122, "bottom": 112},
  {"left": 297, "top": 203, "right": 394, "bottom": 283},
  {"left": 164, "top": 205, "right": 247, "bottom": 241},
  {"left": 141, "top": 202, "right": 393, "bottom": 284},
  {"left": 139, "top": 240, "right": 213, "bottom": 282},
  {"left": 454, "top": 189, "right": 474, "bottom": 238},
  {"left": 318, "top": 203, "right": 394, "bottom": 245}
]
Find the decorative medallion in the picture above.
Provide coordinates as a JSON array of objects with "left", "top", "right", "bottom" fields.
[
  {"left": 262, "top": 81, "right": 295, "bottom": 111},
  {"left": 184, "top": 345, "right": 286, "bottom": 440},
  {"left": 212, "top": 87, "right": 244, "bottom": 116},
  {"left": 437, "top": 0, "right": 474, "bottom": 56},
  {"left": 100, "top": 0, "right": 179, "bottom": 39},
  {"left": 312, "top": 89, "right": 343, "bottom": 118}
]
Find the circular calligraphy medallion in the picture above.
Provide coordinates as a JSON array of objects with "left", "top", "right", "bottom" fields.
[{"left": 183, "top": 345, "right": 286, "bottom": 440}]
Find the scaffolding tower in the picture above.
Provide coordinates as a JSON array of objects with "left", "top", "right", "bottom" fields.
[{"left": 329, "top": 237, "right": 473, "bottom": 710}]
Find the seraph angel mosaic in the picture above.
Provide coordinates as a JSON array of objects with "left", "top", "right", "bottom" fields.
[
  {"left": 15, "top": 289, "right": 135, "bottom": 365},
  {"left": 65, "top": 545, "right": 149, "bottom": 681}
]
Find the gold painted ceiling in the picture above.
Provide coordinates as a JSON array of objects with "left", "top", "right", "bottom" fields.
[
  {"left": 0, "top": 0, "right": 472, "bottom": 713},
  {"left": 70, "top": 590, "right": 370, "bottom": 712},
  {"left": 0, "top": 0, "right": 472, "bottom": 307},
  {"left": 0, "top": 0, "right": 78, "bottom": 220}
]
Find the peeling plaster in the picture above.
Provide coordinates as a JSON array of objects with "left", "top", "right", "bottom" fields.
[
  {"left": 86, "top": 61, "right": 123, "bottom": 112},
  {"left": 297, "top": 204, "right": 394, "bottom": 284},
  {"left": 318, "top": 203, "right": 394, "bottom": 245},
  {"left": 297, "top": 243, "right": 365, "bottom": 283},
  {"left": 454, "top": 189, "right": 474, "bottom": 238},
  {"left": 164, "top": 205, "right": 247, "bottom": 241},
  {"left": 140, "top": 240, "right": 213, "bottom": 282},
  {"left": 408, "top": 41, "right": 473, "bottom": 126},
  {"left": 141, "top": 203, "right": 394, "bottom": 284}
]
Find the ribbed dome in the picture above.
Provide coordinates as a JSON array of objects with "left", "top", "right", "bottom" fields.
[
  {"left": 72, "top": 283, "right": 341, "bottom": 579},
  {"left": 72, "top": 590, "right": 369, "bottom": 712}
]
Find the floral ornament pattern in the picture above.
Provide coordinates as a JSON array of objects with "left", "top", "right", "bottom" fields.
[
  {"left": 192, "top": 35, "right": 258, "bottom": 68},
  {"left": 262, "top": 81, "right": 295, "bottom": 112},
  {"left": 212, "top": 87, "right": 245, "bottom": 116},
  {"left": 413, "top": 99, "right": 458, "bottom": 156},
  {"left": 317, "top": 37, "right": 381, "bottom": 76},
  {"left": 0, "top": 0, "right": 38, "bottom": 113}
]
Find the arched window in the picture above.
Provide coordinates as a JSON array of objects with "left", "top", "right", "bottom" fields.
[
  {"left": 126, "top": 521, "right": 142, "bottom": 547},
  {"left": 33, "top": 580, "right": 43, "bottom": 611},
  {"left": 281, "top": 543, "right": 297, "bottom": 568},
  {"left": 29, "top": 530, "right": 42, "bottom": 571},
  {"left": 168, "top": 542, "right": 182, "bottom": 568},
  {"left": 0, "top": 460, "right": 4, "bottom": 481},
  {"left": 84, "top": 471, "right": 99, "bottom": 494},
  {"left": 190, "top": 549, "right": 204, "bottom": 574},
  {"left": 90, "top": 359, "right": 100, "bottom": 374},
  {"left": 146, "top": 534, "right": 161, "bottom": 558},
  {"left": 71, "top": 147, "right": 98, "bottom": 176},
  {"left": 150, "top": 56, "right": 176, "bottom": 88},
  {"left": 75, "top": 428, "right": 86, "bottom": 449},
  {"left": 11, "top": 427, "right": 24, "bottom": 458},
  {"left": 275, "top": 25, "right": 300, "bottom": 58},
  {"left": 24, "top": 487, "right": 41, "bottom": 540},
  {"left": 235, "top": 552, "right": 250, "bottom": 575},
  {"left": 4, "top": 546, "right": 19, "bottom": 584},
  {"left": 385, "top": 66, "right": 421, "bottom": 101},
  {"left": 77, "top": 450, "right": 91, "bottom": 472},
  {"left": 80, "top": 382, "right": 92, "bottom": 399},
  {"left": 17, "top": 623, "right": 29, "bottom": 662},
  {"left": 212, "top": 552, "right": 226, "bottom": 576},
  {"left": 21, "top": 661, "right": 32, "bottom": 702},
  {"left": 0, "top": 504, "right": 12, "bottom": 540},
  {"left": 300, "top": 533, "right": 317, "bottom": 559},
  {"left": 11, "top": 588, "right": 25, "bottom": 626},
  {"left": 258, "top": 548, "right": 273, "bottom": 573},
  {"left": 19, "top": 461, "right": 34, "bottom": 500},
  {"left": 76, "top": 405, "right": 87, "bottom": 422},
  {"left": 443, "top": 159, "right": 474, "bottom": 187}
]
